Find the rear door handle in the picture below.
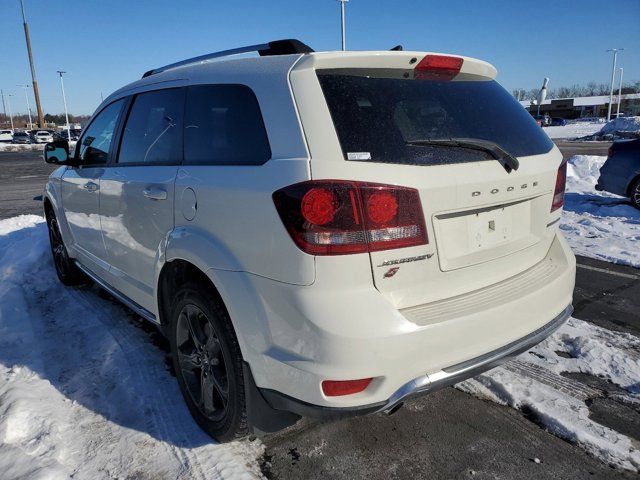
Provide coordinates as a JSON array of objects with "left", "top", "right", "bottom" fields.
[
  {"left": 143, "top": 187, "right": 167, "bottom": 201},
  {"left": 83, "top": 181, "right": 99, "bottom": 192}
]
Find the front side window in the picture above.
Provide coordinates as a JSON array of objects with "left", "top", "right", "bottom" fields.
[
  {"left": 78, "top": 99, "right": 125, "bottom": 165},
  {"left": 118, "top": 89, "right": 184, "bottom": 164},
  {"left": 183, "top": 85, "right": 271, "bottom": 165}
]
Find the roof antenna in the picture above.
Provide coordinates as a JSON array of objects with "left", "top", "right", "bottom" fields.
[{"left": 390, "top": 45, "right": 403, "bottom": 51}]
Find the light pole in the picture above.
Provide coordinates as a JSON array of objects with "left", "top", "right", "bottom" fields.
[
  {"left": 57, "top": 71, "right": 71, "bottom": 141},
  {"left": 338, "top": 0, "right": 348, "bottom": 51},
  {"left": 17, "top": 84, "right": 33, "bottom": 129},
  {"left": 0, "top": 90, "right": 7, "bottom": 127},
  {"left": 606, "top": 48, "right": 623, "bottom": 122},
  {"left": 19, "top": 0, "right": 45, "bottom": 128},
  {"left": 616, "top": 67, "right": 624, "bottom": 118},
  {"left": 6, "top": 94, "right": 15, "bottom": 130}
]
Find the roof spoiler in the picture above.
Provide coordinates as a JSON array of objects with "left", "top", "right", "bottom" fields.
[{"left": 142, "top": 39, "right": 314, "bottom": 78}]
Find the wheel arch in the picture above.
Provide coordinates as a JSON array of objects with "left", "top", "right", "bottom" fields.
[{"left": 626, "top": 172, "right": 640, "bottom": 197}]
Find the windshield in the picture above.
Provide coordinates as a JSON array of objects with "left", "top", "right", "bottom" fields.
[{"left": 317, "top": 69, "right": 553, "bottom": 166}]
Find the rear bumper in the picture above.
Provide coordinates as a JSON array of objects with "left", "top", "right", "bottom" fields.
[
  {"left": 216, "top": 232, "right": 576, "bottom": 411},
  {"left": 260, "top": 303, "right": 572, "bottom": 419}
]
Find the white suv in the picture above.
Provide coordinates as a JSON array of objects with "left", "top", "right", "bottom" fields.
[{"left": 43, "top": 39, "right": 575, "bottom": 441}]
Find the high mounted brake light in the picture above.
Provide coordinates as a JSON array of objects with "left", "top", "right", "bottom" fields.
[
  {"left": 414, "top": 55, "right": 463, "bottom": 80},
  {"left": 273, "top": 180, "right": 428, "bottom": 255},
  {"left": 551, "top": 158, "right": 568, "bottom": 212}
]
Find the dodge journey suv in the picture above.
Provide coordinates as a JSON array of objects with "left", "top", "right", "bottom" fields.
[{"left": 43, "top": 39, "right": 576, "bottom": 441}]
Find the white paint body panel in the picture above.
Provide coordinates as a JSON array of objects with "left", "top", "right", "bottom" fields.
[{"left": 45, "top": 50, "right": 576, "bottom": 411}]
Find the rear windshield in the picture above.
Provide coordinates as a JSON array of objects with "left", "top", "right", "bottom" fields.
[{"left": 317, "top": 69, "right": 553, "bottom": 166}]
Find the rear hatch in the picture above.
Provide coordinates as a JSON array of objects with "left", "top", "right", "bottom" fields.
[{"left": 290, "top": 52, "right": 564, "bottom": 309}]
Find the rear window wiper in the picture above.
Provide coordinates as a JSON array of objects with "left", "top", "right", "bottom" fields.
[{"left": 405, "top": 137, "right": 520, "bottom": 173}]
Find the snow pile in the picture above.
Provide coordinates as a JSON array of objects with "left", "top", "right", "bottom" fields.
[
  {"left": 0, "top": 141, "right": 77, "bottom": 152},
  {"left": 0, "top": 215, "right": 264, "bottom": 479},
  {"left": 598, "top": 116, "right": 640, "bottom": 136},
  {"left": 458, "top": 317, "right": 640, "bottom": 472},
  {"left": 561, "top": 155, "right": 640, "bottom": 267},
  {"left": 544, "top": 121, "right": 603, "bottom": 139}
]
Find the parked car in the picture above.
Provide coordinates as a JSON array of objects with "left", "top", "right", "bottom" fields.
[
  {"left": 596, "top": 139, "right": 640, "bottom": 209},
  {"left": 32, "top": 130, "right": 54, "bottom": 144},
  {"left": 42, "top": 39, "right": 576, "bottom": 441},
  {"left": 550, "top": 117, "right": 567, "bottom": 127},
  {"left": 12, "top": 131, "right": 31, "bottom": 144},
  {"left": 0, "top": 129, "right": 14, "bottom": 142},
  {"left": 533, "top": 114, "right": 552, "bottom": 127},
  {"left": 55, "top": 129, "right": 81, "bottom": 141}
]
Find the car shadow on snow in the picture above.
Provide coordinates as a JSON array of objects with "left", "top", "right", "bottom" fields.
[
  {"left": 0, "top": 223, "right": 218, "bottom": 449},
  {"left": 563, "top": 192, "right": 640, "bottom": 222}
]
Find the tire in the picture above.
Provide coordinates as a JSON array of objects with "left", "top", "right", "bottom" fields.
[
  {"left": 46, "top": 210, "right": 87, "bottom": 286},
  {"left": 169, "top": 282, "right": 249, "bottom": 441},
  {"left": 630, "top": 178, "right": 640, "bottom": 210}
]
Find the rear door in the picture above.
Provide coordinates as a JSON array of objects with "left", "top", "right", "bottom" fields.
[
  {"left": 99, "top": 88, "right": 184, "bottom": 312},
  {"left": 292, "top": 54, "right": 564, "bottom": 309},
  {"left": 60, "top": 99, "right": 125, "bottom": 276}
]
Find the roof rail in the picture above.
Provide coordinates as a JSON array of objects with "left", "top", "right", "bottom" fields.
[{"left": 142, "top": 39, "right": 314, "bottom": 78}]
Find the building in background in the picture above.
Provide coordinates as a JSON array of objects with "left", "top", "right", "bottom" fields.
[{"left": 520, "top": 93, "right": 640, "bottom": 119}]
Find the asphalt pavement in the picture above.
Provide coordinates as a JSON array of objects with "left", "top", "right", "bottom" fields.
[{"left": 0, "top": 145, "right": 637, "bottom": 479}]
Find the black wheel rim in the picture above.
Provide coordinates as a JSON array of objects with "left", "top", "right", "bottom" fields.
[
  {"left": 48, "top": 217, "right": 69, "bottom": 275},
  {"left": 176, "top": 304, "right": 229, "bottom": 421},
  {"left": 633, "top": 183, "right": 640, "bottom": 206}
]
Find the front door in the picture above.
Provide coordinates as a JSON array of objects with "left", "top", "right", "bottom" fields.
[
  {"left": 60, "top": 99, "right": 126, "bottom": 276},
  {"left": 100, "top": 88, "right": 184, "bottom": 312}
]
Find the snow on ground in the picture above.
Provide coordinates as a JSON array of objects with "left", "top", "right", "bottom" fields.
[
  {"left": 561, "top": 155, "right": 640, "bottom": 267},
  {"left": 458, "top": 317, "right": 640, "bottom": 471},
  {"left": 0, "top": 215, "right": 264, "bottom": 480},
  {"left": 544, "top": 121, "right": 604, "bottom": 139},
  {"left": 0, "top": 141, "right": 77, "bottom": 152},
  {"left": 599, "top": 116, "right": 640, "bottom": 135}
]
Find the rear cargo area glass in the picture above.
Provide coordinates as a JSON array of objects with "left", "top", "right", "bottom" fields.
[{"left": 317, "top": 70, "right": 553, "bottom": 166}]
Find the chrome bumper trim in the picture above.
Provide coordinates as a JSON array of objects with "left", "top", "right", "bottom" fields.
[{"left": 379, "top": 304, "right": 573, "bottom": 414}]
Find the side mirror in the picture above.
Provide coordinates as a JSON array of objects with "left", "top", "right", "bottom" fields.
[{"left": 44, "top": 140, "right": 74, "bottom": 165}]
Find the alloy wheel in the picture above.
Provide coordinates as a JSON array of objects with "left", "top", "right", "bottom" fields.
[{"left": 176, "top": 304, "right": 229, "bottom": 421}]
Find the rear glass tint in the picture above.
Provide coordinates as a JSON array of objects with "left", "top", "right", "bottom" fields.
[{"left": 317, "top": 70, "right": 553, "bottom": 166}]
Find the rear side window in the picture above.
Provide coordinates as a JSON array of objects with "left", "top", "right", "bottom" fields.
[
  {"left": 78, "top": 99, "right": 125, "bottom": 165},
  {"left": 184, "top": 85, "right": 271, "bottom": 165},
  {"left": 317, "top": 70, "right": 554, "bottom": 166},
  {"left": 118, "top": 89, "right": 184, "bottom": 165}
]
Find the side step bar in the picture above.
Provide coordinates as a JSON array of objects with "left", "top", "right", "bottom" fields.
[{"left": 74, "top": 261, "right": 159, "bottom": 325}]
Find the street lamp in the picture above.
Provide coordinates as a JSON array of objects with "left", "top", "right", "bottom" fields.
[
  {"left": 616, "top": 67, "right": 624, "bottom": 119},
  {"left": 338, "top": 0, "right": 348, "bottom": 51},
  {"left": 17, "top": 84, "right": 33, "bottom": 129},
  {"left": 606, "top": 48, "right": 623, "bottom": 122},
  {"left": 6, "top": 94, "right": 15, "bottom": 130},
  {"left": 57, "top": 71, "right": 71, "bottom": 142}
]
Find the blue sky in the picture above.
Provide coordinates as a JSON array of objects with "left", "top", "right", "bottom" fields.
[{"left": 1, "top": 0, "right": 639, "bottom": 115}]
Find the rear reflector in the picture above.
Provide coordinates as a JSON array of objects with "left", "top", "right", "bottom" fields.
[
  {"left": 273, "top": 180, "right": 428, "bottom": 255},
  {"left": 551, "top": 158, "right": 568, "bottom": 212},
  {"left": 322, "top": 378, "right": 373, "bottom": 396},
  {"left": 414, "top": 54, "right": 463, "bottom": 80}
]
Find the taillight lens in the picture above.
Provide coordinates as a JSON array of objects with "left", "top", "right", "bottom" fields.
[
  {"left": 322, "top": 378, "right": 372, "bottom": 396},
  {"left": 551, "top": 159, "right": 567, "bottom": 212},
  {"left": 273, "top": 180, "right": 428, "bottom": 255},
  {"left": 414, "top": 54, "right": 463, "bottom": 80},
  {"left": 607, "top": 146, "right": 615, "bottom": 158}
]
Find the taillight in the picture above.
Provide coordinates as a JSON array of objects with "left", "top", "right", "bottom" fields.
[
  {"left": 414, "top": 54, "right": 463, "bottom": 80},
  {"left": 607, "top": 146, "right": 615, "bottom": 158},
  {"left": 551, "top": 159, "right": 567, "bottom": 212},
  {"left": 322, "top": 378, "right": 372, "bottom": 396},
  {"left": 273, "top": 180, "right": 428, "bottom": 255}
]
